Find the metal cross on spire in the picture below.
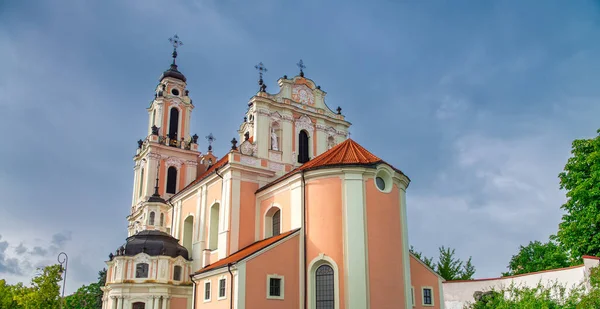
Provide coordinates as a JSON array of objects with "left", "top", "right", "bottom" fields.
[
  {"left": 255, "top": 62, "right": 268, "bottom": 92},
  {"left": 168, "top": 34, "right": 183, "bottom": 64},
  {"left": 206, "top": 133, "right": 216, "bottom": 151},
  {"left": 297, "top": 59, "right": 306, "bottom": 77}
]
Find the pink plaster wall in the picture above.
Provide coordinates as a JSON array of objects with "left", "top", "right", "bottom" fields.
[
  {"left": 170, "top": 297, "right": 188, "bottom": 309},
  {"left": 179, "top": 196, "right": 197, "bottom": 240},
  {"left": 259, "top": 189, "right": 291, "bottom": 239},
  {"left": 305, "top": 177, "right": 345, "bottom": 309},
  {"left": 203, "top": 179, "right": 223, "bottom": 250},
  {"left": 410, "top": 255, "right": 441, "bottom": 309},
  {"left": 195, "top": 272, "right": 232, "bottom": 309},
  {"left": 239, "top": 180, "right": 258, "bottom": 249},
  {"left": 365, "top": 179, "right": 406, "bottom": 308},
  {"left": 245, "top": 235, "right": 300, "bottom": 309}
]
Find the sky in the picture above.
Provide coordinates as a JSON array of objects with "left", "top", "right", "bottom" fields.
[{"left": 1, "top": 0, "right": 600, "bottom": 295}]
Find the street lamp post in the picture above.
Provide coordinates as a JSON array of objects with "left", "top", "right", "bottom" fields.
[{"left": 57, "top": 252, "right": 68, "bottom": 309}]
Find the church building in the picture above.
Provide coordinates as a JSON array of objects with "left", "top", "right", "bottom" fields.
[{"left": 100, "top": 36, "right": 444, "bottom": 309}]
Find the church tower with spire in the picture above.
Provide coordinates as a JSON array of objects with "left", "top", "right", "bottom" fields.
[{"left": 128, "top": 35, "right": 201, "bottom": 237}]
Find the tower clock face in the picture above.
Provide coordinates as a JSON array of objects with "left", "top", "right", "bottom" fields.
[{"left": 292, "top": 85, "right": 314, "bottom": 105}]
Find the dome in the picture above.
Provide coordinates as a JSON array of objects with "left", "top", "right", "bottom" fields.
[
  {"left": 117, "top": 230, "right": 190, "bottom": 260},
  {"left": 160, "top": 63, "right": 187, "bottom": 82}
]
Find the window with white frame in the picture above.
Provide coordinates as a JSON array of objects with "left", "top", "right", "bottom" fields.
[
  {"left": 264, "top": 207, "right": 281, "bottom": 238},
  {"left": 411, "top": 286, "right": 415, "bottom": 307},
  {"left": 204, "top": 280, "right": 211, "bottom": 302},
  {"left": 266, "top": 274, "right": 284, "bottom": 300},
  {"left": 422, "top": 287, "right": 433, "bottom": 306},
  {"left": 218, "top": 278, "right": 226, "bottom": 299},
  {"left": 315, "top": 265, "right": 334, "bottom": 308},
  {"left": 173, "top": 266, "right": 182, "bottom": 281}
]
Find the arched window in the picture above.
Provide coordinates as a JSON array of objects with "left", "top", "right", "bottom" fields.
[
  {"left": 132, "top": 302, "right": 145, "bottom": 309},
  {"left": 298, "top": 130, "right": 309, "bottom": 163},
  {"left": 168, "top": 108, "right": 179, "bottom": 140},
  {"left": 272, "top": 210, "right": 281, "bottom": 236},
  {"left": 149, "top": 212, "right": 155, "bottom": 225},
  {"left": 166, "top": 166, "right": 177, "bottom": 194},
  {"left": 138, "top": 168, "right": 144, "bottom": 198},
  {"left": 135, "top": 263, "right": 149, "bottom": 278},
  {"left": 315, "top": 265, "right": 335, "bottom": 309},
  {"left": 173, "top": 265, "right": 182, "bottom": 281},
  {"left": 159, "top": 213, "right": 164, "bottom": 226},
  {"left": 183, "top": 216, "right": 194, "bottom": 253},
  {"left": 209, "top": 203, "right": 220, "bottom": 250}
]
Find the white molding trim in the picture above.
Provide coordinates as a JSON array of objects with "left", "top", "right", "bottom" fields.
[
  {"left": 421, "top": 286, "right": 435, "bottom": 307},
  {"left": 307, "top": 254, "right": 340, "bottom": 309},
  {"left": 263, "top": 204, "right": 282, "bottom": 239},
  {"left": 217, "top": 275, "right": 227, "bottom": 301},
  {"left": 266, "top": 274, "right": 285, "bottom": 300},
  {"left": 236, "top": 262, "right": 246, "bottom": 309},
  {"left": 203, "top": 279, "right": 212, "bottom": 302},
  {"left": 401, "top": 188, "right": 413, "bottom": 308},
  {"left": 411, "top": 286, "right": 416, "bottom": 307},
  {"left": 438, "top": 277, "right": 445, "bottom": 309}
]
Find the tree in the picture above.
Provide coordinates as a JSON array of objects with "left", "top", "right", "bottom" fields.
[
  {"left": 64, "top": 268, "right": 107, "bottom": 309},
  {"left": 555, "top": 129, "right": 600, "bottom": 259},
  {"left": 410, "top": 245, "right": 476, "bottom": 280},
  {"left": 502, "top": 240, "right": 571, "bottom": 277},
  {"left": 11, "top": 265, "right": 62, "bottom": 309}
]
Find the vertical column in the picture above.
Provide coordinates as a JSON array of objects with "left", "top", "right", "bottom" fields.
[
  {"left": 162, "top": 296, "right": 169, "bottom": 309},
  {"left": 145, "top": 154, "right": 160, "bottom": 198},
  {"left": 229, "top": 170, "right": 241, "bottom": 253},
  {"left": 218, "top": 171, "right": 232, "bottom": 259},
  {"left": 185, "top": 163, "right": 197, "bottom": 188},
  {"left": 153, "top": 296, "right": 160, "bottom": 309},
  {"left": 111, "top": 296, "right": 117, "bottom": 309},
  {"left": 256, "top": 111, "right": 270, "bottom": 158},
  {"left": 118, "top": 296, "right": 124, "bottom": 309},
  {"left": 148, "top": 296, "right": 154, "bottom": 309},
  {"left": 343, "top": 172, "right": 369, "bottom": 309},
  {"left": 282, "top": 117, "right": 293, "bottom": 165},
  {"left": 400, "top": 187, "right": 413, "bottom": 309},
  {"left": 199, "top": 185, "right": 208, "bottom": 267},
  {"left": 131, "top": 165, "right": 140, "bottom": 207}
]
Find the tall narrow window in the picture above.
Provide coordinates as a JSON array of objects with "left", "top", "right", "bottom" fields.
[
  {"left": 204, "top": 281, "right": 211, "bottom": 301},
  {"left": 152, "top": 109, "right": 156, "bottom": 126},
  {"left": 168, "top": 108, "right": 179, "bottom": 141},
  {"left": 149, "top": 212, "right": 155, "bottom": 225},
  {"left": 135, "top": 263, "right": 149, "bottom": 278},
  {"left": 166, "top": 166, "right": 177, "bottom": 194},
  {"left": 315, "top": 265, "right": 334, "bottom": 309},
  {"left": 183, "top": 216, "right": 194, "bottom": 253},
  {"left": 298, "top": 130, "right": 309, "bottom": 163},
  {"left": 159, "top": 213, "right": 164, "bottom": 226},
  {"left": 138, "top": 168, "right": 144, "bottom": 197},
  {"left": 219, "top": 278, "right": 226, "bottom": 298},
  {"left": 209, "top": 203, "right": 220, "bottom": 250},
  {"left": 173, "top": 266, "right": 182, "bottom": 281},
  {"left": 272, "top": 210, "right": 281, "bottom": 236}
]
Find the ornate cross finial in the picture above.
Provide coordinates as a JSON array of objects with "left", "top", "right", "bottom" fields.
[
  {"left": 297, "top": 59, "right": 306, "bottom": 77},
  {"left": 206, "top": 133, "right": 216, "bottom": 151},
  {"left": 168, "top": 34, "right": 183, "bottom": 64},
  {"left": 255, "top": 62, "right": 268, "bottom": 92}
]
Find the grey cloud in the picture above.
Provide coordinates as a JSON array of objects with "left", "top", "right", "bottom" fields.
[
  {"left": 51, "top": 231, "right": 72, "bottom": 248},
  {"left": 14, "top": 243, "right": 27, "bottom": 255},
  {"left": 30, "top": 246, "right": 48, "bottom": 256},
  {"left": 0, "top": 235, "right": 23, "bottom": 275}
]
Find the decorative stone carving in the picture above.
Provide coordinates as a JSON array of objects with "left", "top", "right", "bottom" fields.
[
  {"left": 270, "top": 127, "right": 279, "bottom": 151},
  {"left": 268, "top": 162, "right": 284, "bottom": 172},
  {"left": 240, "top": 155, "right": 258, "bottom": 166},
  {"left": 240, "top": 140, "right": 254, "bottom": 156},
  {"left": 295, "top": 115, "right": 314, "bottom": 132},
  {"left": 165, "top": 157, "right": 185, "bottom": 169},
  {"left": 269, "top": 151, "right": 282, "bottom": 161},
  {"left": 270, "top": 111, "right": 282, "bottom": 121},
  {"left": 292, "top": 84, "right": 315, "bottom": 105},
  {"left": 185, "top": 160, "right": 198, "bottom": 167},
  {"left": 147, "top": 152, "right": 162, "bottom": 160}
]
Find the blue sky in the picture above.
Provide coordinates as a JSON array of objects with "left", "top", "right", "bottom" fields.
[{"left": 1, "top": 0, "right": 599, "bottom": 294}]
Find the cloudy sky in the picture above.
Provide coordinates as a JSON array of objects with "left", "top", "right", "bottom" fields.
[{"left": 1, "top": 0, "right": 600, "bottom": 294}]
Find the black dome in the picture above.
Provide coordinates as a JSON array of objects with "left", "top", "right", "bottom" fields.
[
  {"left": 161, "top": 64, "right": 186, "bottom": 82},
  {"left": 120, "top": 230, "right": 190, "bottom": 260}
]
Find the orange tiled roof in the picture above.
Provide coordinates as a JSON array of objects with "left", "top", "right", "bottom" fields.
[
  {"left": 297, "top": 138, "right": 382, "bottom": 171},
  {"left": 194, "top": 228, "right": 300, "bottom": 275},
  {"left": 257, "top": 139, "right": 407, "bottom": 193},
  {"left": 170, "top": 155, "right": 229, "bottom": 200}
]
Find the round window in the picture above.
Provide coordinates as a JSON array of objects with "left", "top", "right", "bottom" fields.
[
  {"left": 376, "top": 176, "right": 385, "bottom": 191},
  {"left": 171, "top": 88, "right": 180, "bottom": 96}
]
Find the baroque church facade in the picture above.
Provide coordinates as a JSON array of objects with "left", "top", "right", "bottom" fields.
[{"left": 101, "top": 38, "right": 444, "bottom": 309}]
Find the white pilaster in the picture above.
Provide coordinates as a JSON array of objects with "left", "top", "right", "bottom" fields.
[
  {"left": 230, "top": 171, "right": 241, "bottom": 253},
  {"left": 282, "top": 119, "right": 293, "bottom": 164},
  {"left": 400, "top": 188, "right": 412, "bottom": 309},
  {"left": 186, "top": 164, "right": 196, "bottom": 187},
  {"left": 161, "top": 296, "right": 168, "bottom": 309},
  {"left": 218, "top": 171, "right": 232, "bottom": 259},
  {"left": 290, "top": 181, "right": 302, "bottom": 229},
  {"left": 236, "top": 262, "right": 246, "bottom": 309},
  {"left": 199, "top": 186, "right": 208, "bottom": 267},
  {"left": 343, "top": 172, "right": 369, "bottom": 309},
  {"left": 153, "top": 296, "right": 159, "bottom": 309},
  {"left": 118, "top": 297, "right": 124, "bottom": 309}
]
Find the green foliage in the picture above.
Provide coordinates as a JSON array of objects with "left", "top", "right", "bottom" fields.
[
  {"left": 410, "top": 245, "right": 476, "bottom": 280},
  {"left": 0, "top": 265, "right": 63, "bottom": 309},
  {"left": 502, "top": 240, "right": 572, "bottom": 277},
  {"left": 555, "top": 129, "right": 600, "bottom": 259},
  {"left": 466, "top": 266, "right": 600, "bottom": 308},
  {"left": 64, "top": 268, "right": 106, "bottom": 309}
]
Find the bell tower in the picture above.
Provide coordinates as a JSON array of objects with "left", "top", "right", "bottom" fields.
[{"left": 127, "top": 35, "right": 201, "bottom": 237}]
